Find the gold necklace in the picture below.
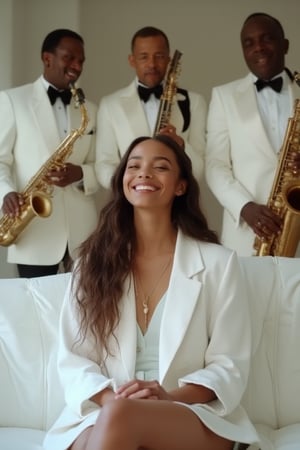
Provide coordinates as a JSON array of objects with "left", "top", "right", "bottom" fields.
[{"left": 134, "top": 255, "right": 173, "bottom": 331}]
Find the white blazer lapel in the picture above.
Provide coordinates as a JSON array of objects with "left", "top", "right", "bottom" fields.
[
  {"left": 120, "top": 83, "right": 151, "bottom": 136},
  {"left": 103, "top": 233, "right": 204, "bottom": 387},
  {"left": 170, "top": 94, "right": 184, "bottom": 132},
  {"left": 233, "top": 74, "right": 274, "bottom": 158},
  {"left": 159, "top": 231, "right": 203, "bottom": 383},
  {"left": 104, "top": 277, "right": 138, "bottom": 387},
  {"left": 31, "top": 78, "right": 61, "bottom": 153}
]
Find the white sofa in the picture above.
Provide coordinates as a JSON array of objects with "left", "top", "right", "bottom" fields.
[{"left": 0, "top": 256, "right": 299, "bottom": 450}]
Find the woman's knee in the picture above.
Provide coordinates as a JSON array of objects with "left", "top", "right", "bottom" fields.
[
  {"left": 99, "top": 398, "right": 135, "bottom": 429},
  {"left": 70, "top": 427, "right": 93, "bottom": 450}
]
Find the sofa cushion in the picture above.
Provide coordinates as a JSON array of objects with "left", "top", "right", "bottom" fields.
[
  {"left": 0, "top": 427, "right": 45, "bottom": 450},
  {"left": 240, "top": 256, "right": 280, "bottom": 427},
  {"left": 274, "top": 257, "right": 300, "bottom": 427},
  {"left": 240, "top": 256, "right": 300, "bottom": 443},
  {"left": 255, "top": 423, "right": 300, "bottom": 450},
  {"left": 0, "top": 273, "right": 70, "bottom": 431}
]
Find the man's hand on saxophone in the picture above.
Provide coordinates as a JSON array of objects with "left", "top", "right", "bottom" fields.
[
  {"left": 241, "top": 152, "right": 300, "bottom": 241},
  {"left": 157, "top": 124, "right": 185, "bottom": 149},
  {"left": 1, "top": 160, "right": 83, "bottom": 217},
  {"left": 1, "top": 192, "right": 24, "bottom": 217},
  {"left": 241, "top": 201, "right": 283, "bottom": 241},
  {"left": 46, "top": 163, "right": 83, "bottom": 187}
]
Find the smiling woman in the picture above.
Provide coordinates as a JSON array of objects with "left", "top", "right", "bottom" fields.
[
  {"left": 43, "top": 135, "right": 259, "bottom": 450},
  {"left": 122, "top": 138, "right": 187, "bottom": 213}
]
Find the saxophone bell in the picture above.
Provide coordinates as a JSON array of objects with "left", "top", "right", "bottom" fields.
[
  {"left": 276, "top": 181, "right": 300, "bottom": 256},
  {"left": 285, "top": 183, "right": 300, "bottom": 212},
  {"left": 28, "top": 191, "right": 52, "bottom": 218},
  {"left": 0, "top": 192, "right": 52, "bottom": 247}
]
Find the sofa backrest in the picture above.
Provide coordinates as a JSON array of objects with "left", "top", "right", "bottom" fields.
[
  {"left": 0, "top": 272, "right": 70, "bottom": 431},
  {"left": 240, "top": 256, "right": 300, "bottom": 429}
]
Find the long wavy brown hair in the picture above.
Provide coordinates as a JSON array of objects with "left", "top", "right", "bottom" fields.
[{"left": 74, "top": 135, "right": 219, "bottom": 352}]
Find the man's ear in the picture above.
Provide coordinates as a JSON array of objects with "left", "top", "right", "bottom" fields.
[
  {"left": 128, "top": 54, "right": 135, "bottom": 68},
  {"left": 42, "top": 51, "right": 51, "bottom": 68},
  {"left": 284, "top": 38, "right": 289, "bottom": 55}
]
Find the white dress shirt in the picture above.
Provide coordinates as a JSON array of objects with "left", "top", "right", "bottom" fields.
[
  {"left": 42, "top": 77, "right": 69, "bottom": 140},
  {"left": 136, "top": 79, "right": 160, "bottom": 134}
]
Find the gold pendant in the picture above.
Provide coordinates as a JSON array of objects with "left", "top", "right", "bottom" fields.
[{"left": 143, "top": 301, "right": 149, "bottom": 315}]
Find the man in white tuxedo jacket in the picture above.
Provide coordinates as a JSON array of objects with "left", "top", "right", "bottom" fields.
[
  {"left": 96, "top": 26, "right": 207, "bottom": 189},
  {"left": 0, "top": 29, "right": 100, "bottom": 277},
  {"left": 205, "top": 13, "right": 300, "bottom": 256}
]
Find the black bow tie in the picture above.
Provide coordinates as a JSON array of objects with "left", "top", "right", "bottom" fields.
[
  {"left": 137, "top": 84, "right": 163, "bottom": 102},
  {"left": 255, "top": 76, "right": 283, "bottom": 93},
  {"left": 47, "top": 85, "right": 72, "bottom": 105}
]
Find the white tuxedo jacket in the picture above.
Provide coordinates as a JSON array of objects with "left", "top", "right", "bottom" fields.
[
  {"left": 44, "top": 231, "right": 259, "bottom": 449},
  {"left": 95, "top": 80, "right": 207, "bottom": 188},
  {"left": 0, "top": 77, "right": 100, "bottom": 264},
  {"left": 205, "top": 73, "right": 299, "bottom": 256}
]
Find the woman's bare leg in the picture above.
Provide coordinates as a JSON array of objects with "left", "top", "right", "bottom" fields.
[{"left": 71, "top": 398, "right": 234, "bottom": 450}]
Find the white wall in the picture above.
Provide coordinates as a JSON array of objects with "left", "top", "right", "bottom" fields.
[
  {"left": 0, "top": 0, "right": 299, "bottom": 276},
  {"left": 79, "top": 0, "right": 299, "bottom": 104}
]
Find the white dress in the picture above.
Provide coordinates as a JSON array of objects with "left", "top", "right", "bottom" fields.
[{"left": 135, "top": 294, "right": 166, "bottom": 381}]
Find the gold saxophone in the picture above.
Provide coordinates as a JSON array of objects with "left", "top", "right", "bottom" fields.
[
  {"left": 0, "top": 83, "right": 88, "bottom": 247},
  {"left": 153, "top": 49, "right": 182, "bottom": 135},
  {"left": 254, "top": 72, "right": 300, "bottom": 256}
]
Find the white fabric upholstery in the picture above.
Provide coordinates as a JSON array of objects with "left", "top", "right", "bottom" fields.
[
  {"left": 0, "top": 273, "right": 70, "bottom": 450},
  {"left": 240, "top": 256, "right": 300, "bottom": 450},
  {"left": 0, "top": 257, "right": 299, "bottom": 450}
]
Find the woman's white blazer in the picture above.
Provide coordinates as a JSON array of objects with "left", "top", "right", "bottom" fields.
[{"left": 44, "top": 231, "right": 259, "bottom": 449}]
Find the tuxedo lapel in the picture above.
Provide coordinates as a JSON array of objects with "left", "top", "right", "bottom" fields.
[
  {"left": 31, "top": 79, "right": 61, "bottom": 154},
  {"left": 159, "top": 232, "right": 203, "bottom": 383},
  {"left": 233, "top": 74, "right": 275, "bottom": 158},
  {"left": 169, "top": 96, "right": 184, "bottom": 132},
  {"left": 120, "top": 82, "right": 151, "bottom": 135},
  {"left": 174, "top": 89, "right": 189, "bottom": 132}
]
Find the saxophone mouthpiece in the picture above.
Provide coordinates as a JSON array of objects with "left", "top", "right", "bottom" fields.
[
  {"left": 76, "top": 88, "right": 85, "bottom": 104},
  {"left": 68, "top": 83, "right": 85, "bottom": 105},
  {"left": 69, "top": 82, "right": 76, "bottom": 93}
]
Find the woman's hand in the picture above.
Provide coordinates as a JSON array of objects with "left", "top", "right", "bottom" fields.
[{"left": 115, "top": 379, "right": 172, "bottom": 401}]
